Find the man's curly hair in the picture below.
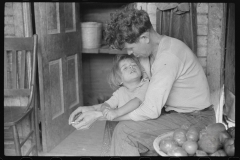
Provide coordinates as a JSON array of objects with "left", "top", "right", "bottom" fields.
[{"left": 104, "top": 7, "right": 152, "bottom": 50}]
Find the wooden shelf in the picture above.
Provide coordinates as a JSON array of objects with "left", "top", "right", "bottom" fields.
[{"left": 82, "top": 45, "right": 127, "bottom": 54}]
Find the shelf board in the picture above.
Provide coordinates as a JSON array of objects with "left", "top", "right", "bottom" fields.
[{"left": 82, "top": 46, "right": 127, "bottom": 54}]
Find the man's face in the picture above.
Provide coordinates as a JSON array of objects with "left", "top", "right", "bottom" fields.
[{"left": 124, "top": 37, "right": 151, "bottom": 58}]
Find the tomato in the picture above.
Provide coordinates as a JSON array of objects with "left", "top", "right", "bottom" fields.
[
  {"left": 186, "top": 126, "right": 199, "bottom": 142},
  {"left": 206, "top": 123, "right": 226, "bottom": 136},
  {"left": 182, "top": 140, "right": 198, "bottom": 155},
  {"left": 227, "top": 127, "right": 235, "bottom": 139},
  {"left": 167, "top": 146, "right": 188, "bottom": 156},
  {"left": 159, "top": 137, "right": 179, "bottom": 154},
  {"left": 199, "top": 129, "right": 208, "bottom": 140},
  {"left": 198, "top": 134, "right": 221, "bottom": 154},
  {"left": 218, "top": 130, "right": 231, "bottom": 145},
  {"left": 224, "top": 138, "right": 235, "bottom": 156},
  {"left": 195, "top": 150, "right": 208, "bottom": 156},
  {"left": 173, "top": 128, "right": 187, "bottom": 146},
  {"left": 210, "top": 149, "right": 227, "bottom": 156}
]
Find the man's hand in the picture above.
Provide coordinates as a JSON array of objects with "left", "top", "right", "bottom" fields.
[
  {"left": 68, "top": 106, "right": 94, "bottom": 125},
  {"left": 71, "top": 111, "right": 102, "bottom": 130}
]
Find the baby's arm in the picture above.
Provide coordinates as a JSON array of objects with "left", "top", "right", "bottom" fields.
[
  {"left": 103, "top": 97, "right": 142, "bottom": 120},
  {"left": 100, "top": 102, "right": 111, "bottom": 112},
  {"left": 97, "top": 102, "right": 112, "bottom": 121}
]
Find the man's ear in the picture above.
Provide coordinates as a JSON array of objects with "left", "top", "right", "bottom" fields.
[{"left": 140, "top": 31, "right": 150, "bottom": 44}]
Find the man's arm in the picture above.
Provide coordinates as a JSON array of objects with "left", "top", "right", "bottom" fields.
[{"left": 128, "top": 53, "right": 182, "bottom": 121}]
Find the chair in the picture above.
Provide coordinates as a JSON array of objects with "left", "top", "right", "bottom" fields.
[{"left": 4, "top": 34, "right": 38, "bottom": 156}]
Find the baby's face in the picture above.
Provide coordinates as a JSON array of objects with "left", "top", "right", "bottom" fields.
[{"left": 119, "top": 58, "right": 142, "bottom": 83}]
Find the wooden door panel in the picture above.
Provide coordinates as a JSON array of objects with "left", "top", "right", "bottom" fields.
[
  {"left": 49, "top": 59, "right": 64, "bottom": 120},
  {"left": 64, "top": 3, "right": 76, "bottom": 32},
  {"left": 47, "top": 3, "right": 60, "bottom": 34},
  {"left": 67, "top": 54, "right": 79, "bottom": 109},
  {"left": 35, "top": 2, "right": 82, "bottom": 152}
]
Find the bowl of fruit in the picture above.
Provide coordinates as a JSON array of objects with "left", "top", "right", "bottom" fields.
[{"left": 153, "top": 123, "right": 235, "bottom": 156}]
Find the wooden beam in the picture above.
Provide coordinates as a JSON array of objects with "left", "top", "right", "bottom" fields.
[
  {"left": 4, "top": 89, "right": 30, "bottom": 96},
  {"left": 4, "top": 51, "right": 8, "bottom": 89},
  {"left": 22, "top": 2, "right": 33, "bottom": 37},
  {"left": 12, "top": 51, "right": 17, "bottom": 89},
  {"left": 207, "top": 3, "right": 227, "bottom": 111},
  {"left": 20, "top": 51, "right": 26, "bottom": 89}
]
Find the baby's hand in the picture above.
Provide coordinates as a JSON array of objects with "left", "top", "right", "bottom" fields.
[{"left": 103, "top": 108, "right": 118, "bottom": 121}]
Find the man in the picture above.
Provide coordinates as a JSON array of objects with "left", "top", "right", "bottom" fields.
[{"left": 69, "top": 7, "right": 215, "bottom": 156}]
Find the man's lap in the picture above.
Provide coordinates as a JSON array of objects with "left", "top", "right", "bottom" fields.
[{"left": 110, "top": 107, "right": 216, "bottom": 155}]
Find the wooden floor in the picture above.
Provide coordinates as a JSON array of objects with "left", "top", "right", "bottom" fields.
[{"left": 38, "top": 120, "right": 106, "bottom": 156}]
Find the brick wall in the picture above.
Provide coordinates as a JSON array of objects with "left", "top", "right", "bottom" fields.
[
  {"left": 196, "top": 3, "right": 209, "bottom": 74},
  {"left": 136, "top": 3, "right": 209, "bottom": 74}
]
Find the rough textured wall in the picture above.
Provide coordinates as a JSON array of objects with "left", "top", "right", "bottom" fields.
[
  {"left": 4, "top": 2, "right": 25, "bottom": 37},
  {"left": 4, "top": 3, "right": 15, "bottom": 36},
  {"left": 196, "top": 3, "right": 208, "bottom": 74}
]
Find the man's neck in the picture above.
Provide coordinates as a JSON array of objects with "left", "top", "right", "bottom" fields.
[{"left": 149, "top": 30, "right": 164, "bottom": 64}]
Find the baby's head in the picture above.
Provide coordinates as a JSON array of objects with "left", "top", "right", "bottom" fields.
[{"left": 108, "top": 55, "right": 144, "bottom": 90}]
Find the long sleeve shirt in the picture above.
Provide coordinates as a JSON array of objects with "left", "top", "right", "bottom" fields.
[
  {"left": 129, "top": 36, "right": 211, "bottom": 121},
  {"left": 105, "top": 78, "right": 149, "bottom": 109}
]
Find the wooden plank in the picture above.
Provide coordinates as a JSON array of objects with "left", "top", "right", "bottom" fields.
[
  {"left": 4, "top": 37, "right": 33, "bottom": 50},
  {"left": 190, "top": 3, "right": 198, "bottom": 54},
  {"left": 224, "top": 3, "right": 235, "bottom": 94},
  {"left": 156, "top": 9, "right": 163, "bottom": 34},
  {"left": 22, "top": 2, "right": 33, "bottom": 37},
  {"left": 20, "top": 50, "right": 26, "bottom": 88},
  {"left": 82, "top": 48, "right": 99, "bottom": 54},
  {"left": 13, "top": 3, "right": 24, "bottom": 37},
  {"left": 206, "top": 3, "right": 227, "bottom": 111},
  {"left": 207, "top": 3, "right": 226, "bottom": 92},
  {"left": 4, "top": 50, "right": 8, "bottom": 89},
  {"left": 169, "top": 9, "right": 173, "bottom": 37},
  {"left": 4, "top": 89, "right": 30, "bottom": 96},
  {"left": 12, "top": 125, "right": 21, "bottom": 156},
  {"left": 81, "top": 47, "right": 128, "bottom": 54},
  {"left": 108, "top": 49, "right": 127, "bottom": 54},
  {"left": 12, "top": 51, "right": 17, "bottom": 89}
]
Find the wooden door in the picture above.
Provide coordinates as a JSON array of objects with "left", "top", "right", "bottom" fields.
[{"left": 34, "top": 2, "right": 83, "bottom": 152}]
